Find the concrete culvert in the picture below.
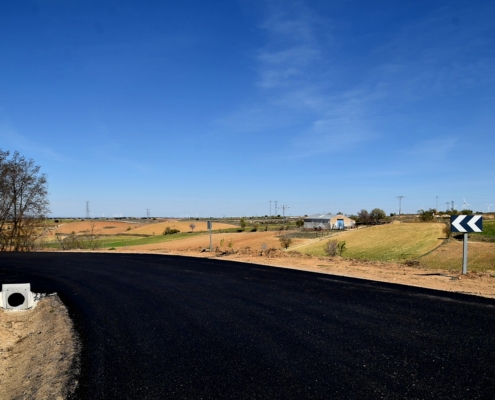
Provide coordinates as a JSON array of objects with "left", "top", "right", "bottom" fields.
[
  {"left": 1, "top": 283, "right": 34, "bottom": 310},
  {"left": 8, "top": 292, "right": 26, "bottom": 307}
]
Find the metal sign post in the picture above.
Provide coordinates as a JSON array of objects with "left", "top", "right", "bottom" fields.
[
  {"left": 463, "top": 233, "right": 468, "bottom": 275},
  {"left": 450, "top": 215, "right": 483, "bottom": 274},
  {"left": 207, "top": 221, "right": 212, "bottom": 252}
]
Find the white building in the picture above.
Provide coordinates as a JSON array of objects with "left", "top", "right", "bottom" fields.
[{"left": 303, "top": 214, "right": 356, "bottom": 230}]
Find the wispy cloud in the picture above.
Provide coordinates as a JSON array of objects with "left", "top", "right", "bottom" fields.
[
  {"left": 217, "top": 1, "right": 494, "bottom": 160},
  {"left": 0, "top": 122, "right": 68, "bottom": 162}
]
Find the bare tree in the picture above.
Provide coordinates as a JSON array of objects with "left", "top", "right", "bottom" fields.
[
  {"left": 189, "top": 222, "right": 196, "bottom": 233},
  {"left": 0, "top": 150, "right": 50, "bottom": 251},
  {"left": 83, "top": 222, "right": 100, "bottom": 250}
]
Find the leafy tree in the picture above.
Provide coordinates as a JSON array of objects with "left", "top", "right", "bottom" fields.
[
  {"left": 0, "top": 150, "right": 50, "bottom": 251},
  {"left": 295, "top": 219, "right": 304, "bottom": 228},
  {"left": 357, "top": 209, "right": 371, "bottom": 224},
  {"left": 189, "top": 222, "right": 196, "bottom": 232},
  {"left": 370, "top": 208, "right": 386, "bottom": 223}
]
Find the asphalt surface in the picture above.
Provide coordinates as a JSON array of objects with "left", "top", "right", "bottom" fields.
[{"left": 0, "top": 253, "right": 494, "bottom": 399}]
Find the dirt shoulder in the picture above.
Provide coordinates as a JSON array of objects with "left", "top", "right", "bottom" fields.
[{"left": 0, "top": 295, "right": 79, "bottom": 400}]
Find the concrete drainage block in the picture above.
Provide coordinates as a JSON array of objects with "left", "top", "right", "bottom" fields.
[{"left": 1, "top": 283, "right": 34, "bottom": 310}]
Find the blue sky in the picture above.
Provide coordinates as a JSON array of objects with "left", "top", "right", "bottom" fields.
[{"left": 1, "top": 0, "right": 494, "bottom": 217}]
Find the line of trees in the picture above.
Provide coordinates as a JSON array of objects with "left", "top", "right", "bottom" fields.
[
  {"left": 356, "top": 208, "right": 386, "bottom": 224},
  {"left": 0, "top": 150, "right": 49, "bottom": 251}
]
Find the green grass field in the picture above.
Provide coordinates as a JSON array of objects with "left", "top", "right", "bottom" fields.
[
  {"left": 44, "top": 232, "right": 205, "bottom": 249},
  {"left": 298, "top": 223, "right": 445, "bottom": 262},
  {"left": 470, "top": 220, "right": 495, "bottom": 237}
]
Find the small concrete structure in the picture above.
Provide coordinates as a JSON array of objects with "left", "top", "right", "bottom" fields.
[
  {"left": 304, "top": 214, "right": 356, "bottom": 230},
  {"left": 1, "top": 283, "right": 34, "bottom": 310}
]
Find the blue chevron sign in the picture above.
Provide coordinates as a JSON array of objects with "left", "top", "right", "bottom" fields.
[{"left": 450, "top": 215, "right": 483, "bottom": 233}]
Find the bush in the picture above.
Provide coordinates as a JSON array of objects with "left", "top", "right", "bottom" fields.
[
  {"left": 442, "top": 222, "right": 451, "bottom": 239},
  {"left": 279, "top": 234, "right": 292, "bottom": 249},
  {"left": 418, "top": 209, "right": 435, "bottom": 221},
  {"left": 324, "top": 240, "right": 346, "bottom": 257},
  {"left": 163, "top": 227, "right": 180, "bottom": 235}
]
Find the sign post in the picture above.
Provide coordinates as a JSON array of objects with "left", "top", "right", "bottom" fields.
[
  {"left": 450, "top": 215, "right": 483, "bottom": 274},
  {"left": 207, "top": 221, "right": 212, "bottom": 252}
]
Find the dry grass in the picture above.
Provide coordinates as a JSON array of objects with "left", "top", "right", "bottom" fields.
[
  {"left": 420, "top": 240, "right": 495, "bottom": 272},
  {"left": 298, "top": 223, "right": 445, "bottom": 262}
]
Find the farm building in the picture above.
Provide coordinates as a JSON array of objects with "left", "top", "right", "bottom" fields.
[{"left": 304, "top": 214, "right": 356, "bottom": 230}]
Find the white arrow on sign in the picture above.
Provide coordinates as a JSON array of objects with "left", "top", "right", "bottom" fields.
[
  {"left": 452, "top": 215, "right": 467, "bottom": 232},
  {"left": 467, "top": 215, "right": 482, "bottom": 232}
]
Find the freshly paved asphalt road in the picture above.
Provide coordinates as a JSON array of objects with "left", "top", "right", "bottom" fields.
[{"left": 0, "top": 253, "right": 494, "bottom": 399}]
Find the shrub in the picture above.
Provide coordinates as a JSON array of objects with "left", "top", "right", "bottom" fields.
[
  {"left": 442, "top": 222, "right": 451, "bottom": 239},
  {"left": 279, "top": 234, "right": 292, "bottom": 249},
  {"left": 418, "top": 209, "right": 435, "bottom": 221},
  {"left": 240, "top": 218, "right": 247, "bottom": 230},
  {"left": 163, "top": 227, "right": 180, "bottom": 235},
  {"left": 325, "top": 240, "right": 346, "bottom": 257}
]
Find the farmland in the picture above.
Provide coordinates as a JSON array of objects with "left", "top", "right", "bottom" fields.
[
  {"left": 43, "top": 218, "right": 495, "bottom": 273},
  {"left": 297, "top": 223, "right": 446, "bottom": 262}
]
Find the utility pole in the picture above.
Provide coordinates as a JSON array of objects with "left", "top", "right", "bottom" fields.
[
  {"left": 86, "top": 201, "right": 90, "bottom": 219},
  {"left": 146, "top": 209, "right": 150, "bottom": 219},
  {"left": 451, "top": 201, "right": 454, "bottom": 212},
  {"left": 274, "top": 201, "right": 278, "bottom": 216},
  {"left": 281, "top": 205, "right": 289, "bottom": 226},
  {"left": 396, "top": 196, "right": 404, "bottom": 216}
]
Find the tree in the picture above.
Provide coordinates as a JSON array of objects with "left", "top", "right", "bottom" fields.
[
  {"left": 370, "top": 208, "right": 386, "bottom": 224},
  {"left": 295, "top": 219, "right": 304, "bottom": 228},
  {"left": 189, "top": 222, "right": 196, "bottom": 232},
  {"left": 0, "top": 150, "right": 50, "bottom": 251},
  {"left": 357, "top": 209, "right": 371, "bottom": 224}
]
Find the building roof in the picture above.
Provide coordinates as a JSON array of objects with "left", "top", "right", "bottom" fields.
[{"left": 305, "top": 214, "right": 337, "bottom": 220}]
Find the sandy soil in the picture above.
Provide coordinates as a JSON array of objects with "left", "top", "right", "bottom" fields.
[
  {"left": 50, "top": 220, "right": 145, "bottom": 236},
  {"left": 126, "top": 230, "right": 304, "bottom": 251},
  {"left": 0, "top": 295, "right": 79, "bottom": 400}
]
